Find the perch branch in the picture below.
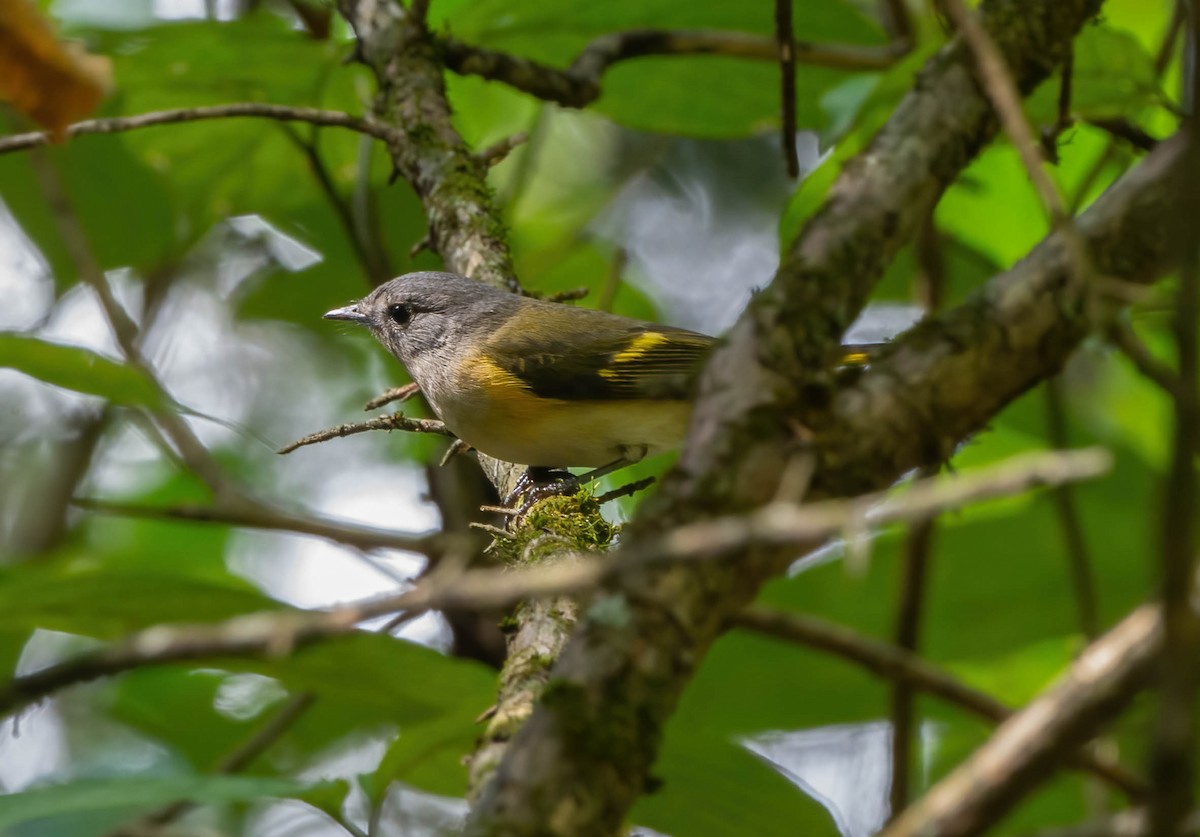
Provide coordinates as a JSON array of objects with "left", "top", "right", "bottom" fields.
[{"left": 278, "top": 412, "right": 453, "bottom": 454}]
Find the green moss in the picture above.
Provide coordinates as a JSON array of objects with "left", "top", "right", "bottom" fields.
[{"left": 493, "top": 490, "right": 615, "bottom": 566}]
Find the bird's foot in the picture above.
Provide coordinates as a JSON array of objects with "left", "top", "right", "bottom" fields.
[{"left": 503, "top": 467, "right": 581, "bottom": 509}]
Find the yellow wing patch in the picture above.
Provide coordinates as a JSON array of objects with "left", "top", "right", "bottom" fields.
[{"left": 599, "top": 332, "right": 671, "bottom": 378}]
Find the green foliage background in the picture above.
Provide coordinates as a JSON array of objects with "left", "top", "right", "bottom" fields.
[{"left": 0, "top": 0, "right": 1183, "bottom": 834}]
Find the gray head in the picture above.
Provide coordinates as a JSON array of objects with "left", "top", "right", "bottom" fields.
[{"left": 324, "top": 271, "right": 520, "bottom": 374}]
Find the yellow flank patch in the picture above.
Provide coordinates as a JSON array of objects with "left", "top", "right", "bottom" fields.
[
  {"left": 598, "top": 332, "right": 669, "bottom": 379},
  {"left": 840, "top": 350, "right": 871, "bottom": 367},
  {"left": 469, "top": 353, "right": 548, "bottom": 418}
]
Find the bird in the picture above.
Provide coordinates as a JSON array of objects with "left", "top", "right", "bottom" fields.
[
  {"left": 325, "top": 270, "right": 715, "bottom": 488},
  {"left": 325, "top": 271, "right": 872, "bottom": 496}
]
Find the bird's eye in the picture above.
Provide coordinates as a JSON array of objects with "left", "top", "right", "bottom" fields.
[{"left": 387, "top": 303, "right": 413, "bottom": 326}]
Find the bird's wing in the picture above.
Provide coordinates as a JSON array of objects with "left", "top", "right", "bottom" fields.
[{"left": 485, "top": 310, "right": 717, "bottom": 402}]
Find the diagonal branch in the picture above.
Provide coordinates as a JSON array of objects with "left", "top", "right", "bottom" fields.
[
  {"left": 821, "top": 134, "right": 1180, "bottom": 492},
  {"left": 734, "top": 606, "right": 1144, "bottom": 797},
  {"left": 880, "top": 605, "right": 1163, "bottom": 836},
  {"left": 8, "top": 448, "right": 1114, "bottom": 721}
]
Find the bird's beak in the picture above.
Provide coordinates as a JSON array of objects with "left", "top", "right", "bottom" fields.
[{"left": 323, "top": 304, "right": 370, "bottom": 325}]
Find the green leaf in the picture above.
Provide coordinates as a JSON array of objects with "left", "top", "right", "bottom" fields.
[
  {"left": 0, "top": 775, "right": 308, "bottom": 831},
  {"left": 84, "top": 15, "right": 348, "bottom": 246},
  {"left": 238, "top": 632, "right": 496, "bottom": 724},
  {"left": 369, "top": 714, "right": 481, "bottom": 801},
  {"left": 1026, "top": 25, "right": 1162, "bottom": 125},
  {"left": 111, "top": 670, "right": 275, "bottom": 770},
  {"left": 443, "top": 0, "right": 887, "bottom": 136},
  {"left": 634, "top": 731, "right": 837, "bottom": 835},
  {"left": 296, "top": 778, "right": 352, "bottom": 821},
  {"left": 0, "top": 333, "right": 165, "bottom": 407},
  {"left": 0, "top": 565, "right": 279, "bottom": 638},
  {"left": 0, "top": 127, "right": 178, "bottom": 287}
]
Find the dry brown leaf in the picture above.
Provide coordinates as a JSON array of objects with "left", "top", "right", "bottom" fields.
[{"left": 0, "top": 0, "right": 111, "bottom": 139}]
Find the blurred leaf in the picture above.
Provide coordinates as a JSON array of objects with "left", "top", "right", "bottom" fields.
[
  {"left": 442, "top": 0, "right": 887, "bottom": 136},
  {"left": 113, "top": 668, "right": 399, "bottom": 773},
  {"left": 296, "top": 778, "right": 352, "bottom": 821},
  {"left": 0, "top": 332, "right": 164, "bottom": 406},
  {"left": 1027, "top": 25, "right": 1162, "bottom": 125},
  {"left": 0, "top": 774, "right": 308, "bottom": 831},
  {"left": 85, "top": 15, "right": 346, "bottom": 247},
  {"left": 112, "top": 669, "right": 271, "bottom": 770},
  {"left": 633, "top": 730, "right": 837, "bottom": 835},
  {"left": 0, "top": 565, "right": 278, "bottom": 637},
  {"left": 0, "top": 128, "right": 178, "bottom": 288},
  {"left": 0, "top": 629, "right": 30, "bottom": 678},
  {"left": 369, "top": 714, "right": 477, "bottom": 801},
  {"left": 237, "top": 632, "right": 495, "bottom": 723},
  {"left": 0, "top": 0, "right": 110, "bottom": 136},
  {"left": 780, "top": 42, "right": 934, "bottom": 245}
]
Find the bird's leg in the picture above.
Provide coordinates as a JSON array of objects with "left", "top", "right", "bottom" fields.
[
  {"left": 503, "top": 466, "right": 579, "bottom": 508},
  {"left": 503, "top": 448, "right": 647, "bottom": 509}
]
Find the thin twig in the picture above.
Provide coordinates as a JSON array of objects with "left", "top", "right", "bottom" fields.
[
  {"left": 943, "top": 0, "right": 1067, "bottom": 223},
  {"left": 108, "top": 692, "right": 320, "bottom": 836},
  {"left": 107, "top": 608, "right": 422, "bottom": 835},
  {"left": 476, "top": 132, "right": 529, "bottom": 168},
  {"left": 278, "top": 412, "right": 453, "bottom": 454},
  {"left": 569, "top": 28, "right": 907, "bottom": 78},
  {"left": 735, "top": 607, "right": 1144, "bottom": 797},
  {"left": 1155, "top": 0, "right": 1187, "bottom": 78},
  {"left": 1043, "top": 380, "right": 1100, "bottom": 640},
  {"left": 537, "top": 287, "right": 590, "bottom": 304},
  {"left": 0, "top": 103, "right": 396, "bottom": 155},
  {"left": 438, "top": 30, "right": 907, "bottom": 110},
  {"left": 1040, "top": 47, "right": 1074, "bottom": 163},
  {"left": 598, "top": 248, "right": 628, "bottom": 313},
  {"left": 282, "top": 125, "right": 392, "bottom": 286},
  {"left": 364, "top": 382, "right": 421, "bottom": 411},
  {"left": 28, "top": 151, "right": 230, "bottom": 495},
  {"left": 1086, "top": 118, "right": 1160, "bottom": 154},
  {"left": 1025, "top": 808, "right": 1200, "bottom": 837},
  {"left": 1106, "top": 319, "right": 1183, "bottom": 397},
  {"left": 891, "top": 236, "right": 946, "bottom": 818},
  {"left": 878, "top": 0, "right": 914, "bottom": 43},
  {"left": 888, "top": 466, "right": 939, "bottom": 820},
  {"left": 775, "top": 0, "right": 800, "bottom": 178},
  {"left": 594, "top": 477, "right": 656, "bottom": 505},
  {"left": 881, "top": 606, "right": 1162, "bottom": 836},
  {"left": 72, "top": 497, "right": 439, "bottom": 555}
]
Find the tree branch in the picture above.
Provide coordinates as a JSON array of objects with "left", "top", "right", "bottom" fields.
[
  {"left": 880, "top": 605, "right": 1162, "bottom": 836},
  {"left": 72, "top": 497, "right": 439, "bottom": 556},
  {"left": 0, "top": 103, "right": 396, "bottom": 155},
  {"left": 339, "top": 0, "right": 516, "bottom": 292},
  {"left": 822, "top": 133, "right": 1181, "bottom": 494},
  {"left": 438, "top": 29, "right": 907, "bottom": 109},
  {"left": 734, "top": 606, "right": 1144, "bottom": 797},
  {"left": 277, "top": 412, "right": 453, "bottom": 454},
  {"left": 774, "top": 0, "right": 800, "bottom": 178},
  {"left": 8, "top": 448, "right": 1112, "bottom": 721}
]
